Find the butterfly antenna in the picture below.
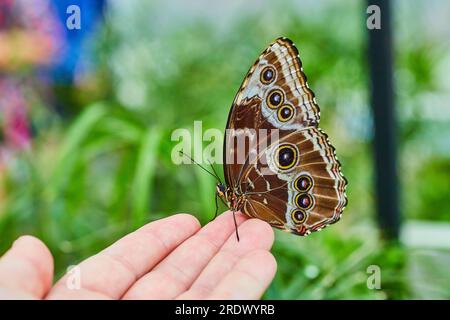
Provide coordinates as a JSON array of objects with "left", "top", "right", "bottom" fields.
[
  {"left": 207, "top": 158, "right": 222, "bottom": 185},
  {"left": 179, "top": 151, "right": 221, "bottom": 183}
]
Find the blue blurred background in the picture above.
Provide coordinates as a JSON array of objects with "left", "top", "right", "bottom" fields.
[{"left": 0, "top": 0, "right": 449, "bottom": 299}]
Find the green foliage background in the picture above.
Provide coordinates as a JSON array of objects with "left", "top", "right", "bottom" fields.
[{"left": 1, "top": 0, "right": 449, "bottom": 299}]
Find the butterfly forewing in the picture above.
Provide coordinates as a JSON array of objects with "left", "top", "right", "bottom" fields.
[{"left": 224, "top": 37, "right": 347, "bottom": 236}]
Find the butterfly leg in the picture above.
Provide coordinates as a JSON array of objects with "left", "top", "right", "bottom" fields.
[
  {"left": 232, "top": 210, "right": 240, "bottom": 242},
  {"left": 210, "top": 192, "right": 219, "bottom": 222}
]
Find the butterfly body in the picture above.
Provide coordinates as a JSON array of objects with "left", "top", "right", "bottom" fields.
[
  {"left": 216, "top": 183, "right": 245, "bottom": 212},
  {"left": 220, "top": 37, "right": 347, "bottom": 236}
]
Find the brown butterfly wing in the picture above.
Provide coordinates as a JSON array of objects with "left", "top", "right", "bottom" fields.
[{"left": 224, "top": 37, "right": 347, "bottom": 236}]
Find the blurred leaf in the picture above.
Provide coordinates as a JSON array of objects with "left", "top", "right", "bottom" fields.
[{"left": 131, "top": 126, "right": 162, "bottom": 227}]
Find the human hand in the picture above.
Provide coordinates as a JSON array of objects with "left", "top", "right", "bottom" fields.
[{"left": 0, "top": 211, "right": 276, "bottom": 299}]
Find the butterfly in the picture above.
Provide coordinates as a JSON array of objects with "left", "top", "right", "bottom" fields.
[{"left": 214, "top": 37, "right": 347, "bottom": 238}]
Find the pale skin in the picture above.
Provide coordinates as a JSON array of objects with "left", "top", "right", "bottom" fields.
[{"left": 0, "top": 211, "right": 277, "bottom": 300}]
